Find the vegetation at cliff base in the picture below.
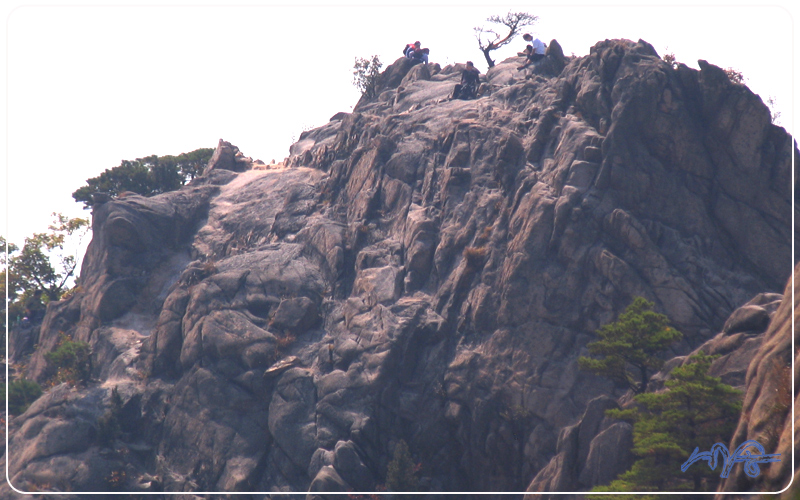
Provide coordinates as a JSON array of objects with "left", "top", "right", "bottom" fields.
[
  {"left": 3, "top": 214, "right": 90, "bottom": 330},
  {"left": 72, "top": 147, "right": 214, "bottom": 208},
  {"left": 590, "top": 353, "right": 742, "bottom": 496},
  {"left": 579, "top": 297, "right": 682, "bottom": 394},
  {"left": 386, "top": 439, "right": 419, "bottom": 492},
  {"left": 7, "top": 379, "right": 43, "bottom": 415},
  {"left": 1, "top": 237, "right": 12, "bottom": 356}
]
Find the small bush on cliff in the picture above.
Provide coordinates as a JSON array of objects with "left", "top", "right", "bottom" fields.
[
  {"left": 463, "top": 246, "right": 488, "bottom": 269},
  {"left": 45, "top": 334, "right": 91, "bottom": 386},
  {"left": 105, "top": 468, "right": 127, "bottom": 491},
  {"left": 386, "top": 439, "right": 419, "bottom": 492},
  {"left": 579, "top": 297, "right": 682, "bottom": 394},
  {"left": 590, "top": 353, "right": 742, "bottom": 496},
  {"left": 662, "top": 51, "right": 678, "bottom": 68},
  {"left": 72, "top": 147, "right": 214, "bottom": 208},
  {"left": 724, "top": 67, "right": 745, "bottom": 84},
  {"left": 353, "top": 55, "right": 383, "bottom": 99},
  {"left": 7, "top": 379, "right": 43, "bottom": 415},
  {"left": 96, "top": 386, "right": 124, "bottom": 446},
  {"left": 766, "top": 95, "right": 782, "bottom": 124}
]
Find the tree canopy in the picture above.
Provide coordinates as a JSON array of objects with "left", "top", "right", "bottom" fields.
[
  {"left": 386, "top": 439, "right": 419, "bottom": 492},
  {"left": 474, "top": 11, "right": 538, "bottom": 68},
  {"left": 5, "top": 213, "right": 89, "bottom": 323},
  {"left": 353, "top": 55, "right": 383, "bottom": 99},
  {"left": 591, "top": 353, "right": 742, "bottom": 496},
  {"left": 579, "top": 297, "right": 682, "bottom": 394},
  {"left": 1, "top": 236, "right": 16, "bottom": 358},
  {"left": 72, "top": 148, "right": 214, "bottom": 208}
]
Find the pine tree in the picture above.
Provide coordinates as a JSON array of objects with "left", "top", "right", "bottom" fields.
[
  {"left": 579, "top": 297, "right": 682, "bottom": 394},
  {"left": 590, "top": 353, "right": 742, "bottom": 497},
  {"left": 72, "top": 148, "right": 214, "bottom": 208},
  {"left": 386, "top": 439, "right": 418, "bottom": 492}
]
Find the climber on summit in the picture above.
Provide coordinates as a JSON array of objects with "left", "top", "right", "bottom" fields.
[
  {"left": 412, "top": 47, "right": 430, "bottom": 65},
  {"left": 518, "top": 33, "right": 546, "bottom": 70},
  {"left": 404, "top": 41, "right": 421, "bottom": 58},
  {"left": 450, "top": 61, "right": 481, "bottom": 100},
  {"left": 404, "top": 41, "right": 429, "bottom": 65}
]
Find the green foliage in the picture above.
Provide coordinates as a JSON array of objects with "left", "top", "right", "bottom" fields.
[
  {"left": 97, "top": 386, "right": 124, "bottom": 446},
  {"left": 5, "top": 214, "right": 90, "bottom": 326},
  {"left": 353, "top": 55, "right": 383, "bottom": 99},
  {"left": 7, "top": 379, "right": 43, "bottom": 415},
  {"left": 386, "top": 439, "right": 419, "bottom": 492},
  {"left": 579, "top": 297, "right": 682, "bottom": 394},
  {"left": 44, "top": 334, "right": 91, "bottom": 386},
  {"left": 474, "top": 11, "right": 538, "bottom": 68},
  {"left": 72, "top": 147, "right": 214, "bottom": 208},
  {"left": 590, "top": 353, "right": 742, "bottom": 497},
  {"left": 0, "top": 236, "right": 15, "bottom": 355}
]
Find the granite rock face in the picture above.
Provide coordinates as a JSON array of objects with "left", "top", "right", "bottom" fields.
[
  {"left": 714, "top": 266, "right": 798, "bottom": 498},
  {"left": 524, "top": 286, "right": 791, "bottom": 498},
  {"left": 4, "top": 38, "right": 796, "bottom": 496}
]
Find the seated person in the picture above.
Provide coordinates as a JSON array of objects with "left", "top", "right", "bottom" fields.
[
  {"left": 410, "top": 47, "right": 430, "bottom": 65},
  {"left": 404, "top": 41, "right": 429, "bottom": 65},
  {"left": 450, "top": 61, "right": 481, "bottom": 100},
  {"left": 404, "top": 41, "right": 421, "bottom": 58},
  {"left": 518, "top": 33, "right": 546, "bottom": 69}
]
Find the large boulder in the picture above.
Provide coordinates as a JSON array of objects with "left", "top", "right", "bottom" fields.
[{"left": 203, "top": 139, "right": 253, "bottom": 174}]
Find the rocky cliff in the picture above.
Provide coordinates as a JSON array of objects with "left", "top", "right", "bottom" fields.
[{"left": 3, "top": 38, "right": 796, "bottom": 497}]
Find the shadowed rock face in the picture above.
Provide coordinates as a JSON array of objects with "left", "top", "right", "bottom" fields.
[
  {"left": 713, "top": 266, "right": 797, "bottom": 497},
  {"left": 4, "top": 38, "right": 795, "bottom": 496}
]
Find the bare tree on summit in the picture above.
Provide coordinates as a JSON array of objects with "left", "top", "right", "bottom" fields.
[{"left": 474, "top": 11, "right": 538, "bottom": 68}]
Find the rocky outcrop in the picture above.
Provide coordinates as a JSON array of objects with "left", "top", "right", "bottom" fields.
[
  {"left": 3, "top": 38, "right": 795, "bottom": 496},
  {"left": 524, "top": 285, "right": 790, "bottom": 497},
  {"left": 204, "top": 139, "right": 255, "bottom": 174},
  {"left": 714, "top": 265, "right": 797, "bottom": 497},
  {"left": 526, "top": 395, "right": 633, "bottom": 493}
]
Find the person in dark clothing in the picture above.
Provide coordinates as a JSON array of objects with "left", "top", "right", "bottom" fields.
[
  {"left": 404, "top": 41, "right": 421, "bottom": 58},
  {"left": 410, "top": 47, "right": 430, "bottom": 65},
  {"left": 450, "top": 61, "right": 481, "bottom": 100},
  {"left": 404, "top": 41, "right": 430, "bottom": 65}
]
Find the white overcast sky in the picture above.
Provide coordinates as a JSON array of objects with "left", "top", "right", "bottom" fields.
[{"left": 1, "top": 0, "right": 796, "bottom": 252}]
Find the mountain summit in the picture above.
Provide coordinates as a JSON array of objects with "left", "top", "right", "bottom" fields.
[{"left": 4, "top": 38, "right": 796, "bottom": 496}]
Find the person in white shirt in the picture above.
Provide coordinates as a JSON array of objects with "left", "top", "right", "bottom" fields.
[{"left": 518, "top": 33, "right": 547, "bottom": 70}]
